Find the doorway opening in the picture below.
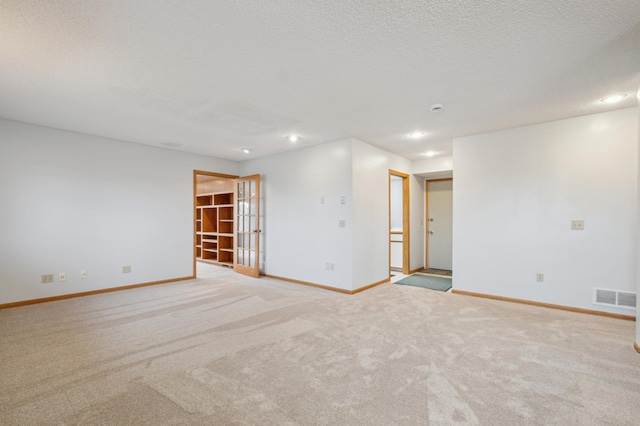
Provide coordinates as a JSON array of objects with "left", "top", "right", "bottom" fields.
[
  {"left": 193, "top": 171, "right": 238, "bottom": 277},
  {"left": 425, "top": 178, "right": 453, "bottom": 276},
  {"left": 389, "top": 170, "right": 410, "bottom": 277},
  {"left": 193, "top": 171, "right": 263, "bottom": 279}
]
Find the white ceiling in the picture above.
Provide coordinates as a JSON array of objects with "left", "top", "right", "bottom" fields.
[{"left": 1, "top": 1, "right": 638, "bottom": 162}]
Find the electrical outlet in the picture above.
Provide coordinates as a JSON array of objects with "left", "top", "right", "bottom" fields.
[
  {"left": 58, "top": 272, "right": 66, "bottom": 282},
  {"left": 80, "top": 270, "right": 88, "bottom": 279},
  {"left": 122, "top": 265, "right": 131, "bottom": 274},
  {"left": 536, "top": 273, "right": 544, "bottom": 282},
  {"left": 41, "top": 274, "right": 54, "bottom": 284},
  {"left": 339, "top": 219, "right": 346, "bottom": 228},
  {"left": 571, "top": 220, "right": 584, "bottom": 230}
]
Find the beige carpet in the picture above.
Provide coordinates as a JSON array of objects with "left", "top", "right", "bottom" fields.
[{"left": 1, "top": 263, "right": 638, "bottom": 425}]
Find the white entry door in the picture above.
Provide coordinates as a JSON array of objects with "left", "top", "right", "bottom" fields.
[{"left": 427, "top": 179, "right": 453, "bottom": 270}]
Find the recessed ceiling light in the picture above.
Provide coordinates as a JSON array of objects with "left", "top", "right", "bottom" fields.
[
  {"left": 241, "top": 148, "right": 251, "bottom": 154},
  {"left": 424, "top": 151, "right": 437, "bottom": 157},
  {"left": 600, "top": 94, "right": 628, "bottom": 104},
  {"left": 287, "top": 134, "right": 300, "bottom": 143},
  {"left": 408, "top": 131, "right": 426, "bottom": 139}
]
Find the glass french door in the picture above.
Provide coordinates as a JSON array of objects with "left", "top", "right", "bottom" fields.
[{"left": 234, "top": 174, "right": 261, "bottom": 278}]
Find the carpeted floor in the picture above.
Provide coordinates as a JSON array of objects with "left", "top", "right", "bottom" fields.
[{"left": 1, "top": 263, "right": 638, "bottom": 425}]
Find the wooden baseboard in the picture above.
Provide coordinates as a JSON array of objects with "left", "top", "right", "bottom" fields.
[
  {"left": 635, "top": 342, "right": 640, "bottom": 353},
  {"left": 264, "top": 274, "right": 388, "bottom": 295},
  {"left": 352, "top": 278, "right": 389, "bottom": 294},
  {"left": 0, "top": 276, "right": 195, "bottom": 310},
  {"left": 451, "top": 290, "right": 636, "bottom": 321},
  {"left": 409, "top": 267, "right": 423, "bottom": 275}
]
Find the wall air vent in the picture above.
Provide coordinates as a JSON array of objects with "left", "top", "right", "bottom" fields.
[
  {"left": 595, "top": 289, "right": 616, "bottom": 305},
  {"left": 617, "top": 292, "right": 636, "bottom": 308},
  {"left": 594, "top": 288, "right": 636, "bottom": 310}
]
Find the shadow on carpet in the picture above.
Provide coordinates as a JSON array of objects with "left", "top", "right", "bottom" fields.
[{"left": 395, "top": 274, "right": 452, "bottom": 292}]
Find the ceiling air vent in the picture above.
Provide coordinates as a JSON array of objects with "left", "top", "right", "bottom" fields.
[{"left": 594, "top": 288, "right": 636, "bottom": 310}]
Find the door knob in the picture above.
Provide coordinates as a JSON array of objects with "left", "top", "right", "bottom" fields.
[
  {"left": 429, "top": 230, "right": 434, "bottom": 235},
  {"left": 428, "top": 218, "right": 434, "bottom": 222}
]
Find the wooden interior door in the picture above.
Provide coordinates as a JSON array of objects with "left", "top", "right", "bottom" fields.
[{"left": 234, "top": 174, "right": 261, "bottom": 278}]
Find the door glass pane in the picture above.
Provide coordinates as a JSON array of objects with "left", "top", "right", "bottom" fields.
[
  {"left": 248, "top": 250, "right": 255, "bottom": 267},
  {"left": 234, "top": 176, "right": 260, "bottom": 274},
  {"left": 256, "top": 232, "right": 264, "bottom": 267}
]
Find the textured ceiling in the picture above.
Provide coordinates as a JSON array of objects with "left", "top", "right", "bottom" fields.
[{"left": 1, "top": 0, "right": 638, "bottom": 161}]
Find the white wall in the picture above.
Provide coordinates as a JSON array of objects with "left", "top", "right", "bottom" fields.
[
  {"left": 636, "top": 91, "right": 640, "bottom": 344},
  {"left": 413, "top": 156, "right": 453, "bottom": 179},
  {"left": 409, "top": 175, "right": 426, "bottom": 272},
  {"left": 453, "top": 108, "right": 638, "bottom": 315},
  {"left": 239, "top": 139, "right": 354, "bottom": 290},
  {"left": 0, "top": 119, "right": 237, "bottom": 305},
  {"left": 390, "top": 176, "right": 403, "bottom": 230},
  {"left": 351, "top": 139, "right": 424, "bottom": 289},
  {"left": 239, "top": 138, "right": 424, "bottom": 292}
]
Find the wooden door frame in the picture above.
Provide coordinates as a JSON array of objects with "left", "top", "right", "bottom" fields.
[
  {"left": 389, "top": 170, "right": 410, "bottom": 276},
  {"left": 193, "top": 170, "right": 238, "bottom": 277},
  {"left": 425, "top": 177, "right": 453, "bottom": 270}
]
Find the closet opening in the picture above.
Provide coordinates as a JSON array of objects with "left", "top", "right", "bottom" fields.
[{"left": 193, "top": 171, "right": 238, "bottom": 277}]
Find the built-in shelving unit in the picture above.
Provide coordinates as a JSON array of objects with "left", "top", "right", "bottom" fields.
[{"left": 196, "top": 191, "right": 234, "bottom": 266}]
